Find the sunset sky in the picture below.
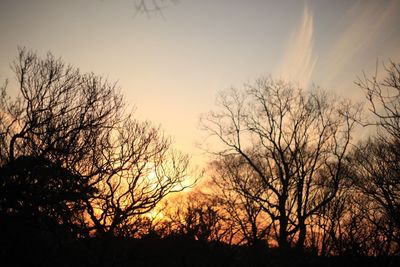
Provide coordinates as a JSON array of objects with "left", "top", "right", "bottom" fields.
[{"left": 1, "top": 0, "right": 400, "bottom": 167}]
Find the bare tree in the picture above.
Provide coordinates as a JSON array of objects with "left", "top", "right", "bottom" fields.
[
  {"left": 84, "top": 118, "right": 192, "bottom": 237},
  {"left": 309, "top": 180, "right": 360, "bottom": 256},
  {"left": 0, "top": 48, "right": 124, "bottom": 236},
  {"left": 163, "top": 192, "right": 224, "bottom": 242},
  {"left": 201, "top": 77, "right": 360, "bottom": 251},
  {"left": 0, "top": 47, "right": 193, "bottom": 238},
  {"left": 209, "top": 155, "right": 272, "bottom": 246},
  {"left": 303, "top": 61, "right": 400, "bottom": 257},
  {"left": 347, "top": 138, "right": 400, "bottom": 255},
  {"left": 357, "top": 61, "right": 400, "bottom": 142},
  {"left": 347, "top": 61, "right": 400, "bottom": 255}
]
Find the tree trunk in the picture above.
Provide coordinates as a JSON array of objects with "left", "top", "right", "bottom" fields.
[
  {"left": 278, "top": 209, "right": 290, "bottom": 251},
  {"left": 296, "top": 219, "right": 306, "bottom": 251}
]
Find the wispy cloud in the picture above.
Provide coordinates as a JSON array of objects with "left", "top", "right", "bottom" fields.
[
  {"left": 318, "top": 0, "right": 400, "bottom": 96},
  {"left": 277, "top": 4, "right": 317, "bottom": 88}
]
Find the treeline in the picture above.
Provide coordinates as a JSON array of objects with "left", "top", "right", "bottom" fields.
[{"left": 0, "top": 48, "right": 399, "bottom": 266}]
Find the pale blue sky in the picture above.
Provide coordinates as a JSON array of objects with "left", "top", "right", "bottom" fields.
[{"left": 1, "top": 0, "right": 400, "bottom": 166}]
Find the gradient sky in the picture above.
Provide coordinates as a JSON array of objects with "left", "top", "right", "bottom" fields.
[{"left": 1, "top": 0, "right": 400, "bottom": 167}]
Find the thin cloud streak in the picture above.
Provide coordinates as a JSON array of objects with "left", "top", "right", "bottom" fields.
[
  {"left": 277, "top": 5, "right": 317, "bottom": 88},
  {"left": 320, "top": 0, "right": 400, "bottom": 96}
]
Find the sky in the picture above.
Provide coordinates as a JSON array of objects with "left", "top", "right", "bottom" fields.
[{"left": 1, "top": 0, "right": 400, "bottom": 168}]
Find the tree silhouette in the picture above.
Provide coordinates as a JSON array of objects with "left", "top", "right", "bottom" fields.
[
  {"left": 0, "top": 155, "right": 90, "bottom": 236},
  {"left": 345, "top": 61, "right": 400, "bottom": 255},
  {"left": 165, "top": 192, "right": 223, "bottom": 242},
  {"left": 0, "top": 48, "right": 193, "bottom": 239},
  {"left": 84, "top": 118, "right": 192, "bottom": 237},
  {"left": 357, "top": 61, "right": 400, "bottom": 142},
  {"left": 201, "top": 77, "right": 361, "bottom": 251},
  {"left": 0, "top": 47, "right": 124, "bottom": 237},
  {"left": 210, "top": 155, "right": 272, "bottom": 246}
]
